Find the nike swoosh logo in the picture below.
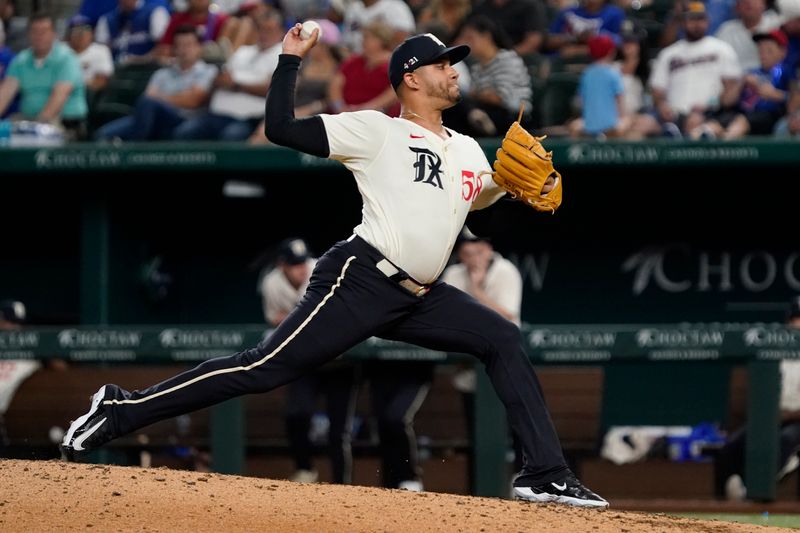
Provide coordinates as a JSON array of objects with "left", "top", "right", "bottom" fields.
[
  {"left": 73, "top": 417, "right": 107, "bottom": 451},
  {"left": 409, "top": 134, "right": 424, "bottom": 139},
  {"left": 551, "top": 482, "right": 567, "bottom": 491}
]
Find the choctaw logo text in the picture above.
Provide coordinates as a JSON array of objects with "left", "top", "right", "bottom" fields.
[
  {"left": 744, "top": 327, "right": 800, "bottom": 347},
  {"left": 528, "top": 329, "right": 616, "bottom": 348},
  {"left": 159, "top": 329, "right": 244, "bottom": 348},
  {"left": 0, "top": 331, "right": 39, "bottom": 349},
  {"left": 636, "top": 328, "right": 724, "bottom": 347},
  {"left": 623, "top": 247, "right": 800, "bottom": 295},
  {"left": 58, "top": 329, "right": 141, "bottom": 348}
]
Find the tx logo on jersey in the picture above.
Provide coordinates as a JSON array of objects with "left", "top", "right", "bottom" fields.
[{"left": 409, "top": 147, "right": 443, "bottom": 189}]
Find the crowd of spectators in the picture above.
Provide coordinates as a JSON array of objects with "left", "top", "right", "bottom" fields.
[{"left": 1, "top": 0, "right": 800, "bottom": 141}]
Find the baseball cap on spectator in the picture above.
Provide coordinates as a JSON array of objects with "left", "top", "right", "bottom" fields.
[
  {"left": 277, "top": 238, "right": 311, "bottom": 265},
  {"left": 588, "top": 34, "right": 616, "bottom": 60},
  {"left": 67, "top": 14, "right": 92, "bottom": 30},
  {"left": 0, "top": 300, "right": 26, "bottom": 325},
  {"left": 683, "top": 0, "right": 708, "bottom": 18},
  {"left": 389, "top": 33, "right": 470, "bottom": 89},
  {"left": 753, "top": 28, "right": 789, "bottom": 48}
]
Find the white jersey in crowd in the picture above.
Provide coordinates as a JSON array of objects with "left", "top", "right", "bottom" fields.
[
  {"left": 320, "top": 110, "right": 505, "bottom": 284},
  {"left": 210, "top": 42, "right": 282, "bottom": 120},
  {"left": 714, "top": 10, "right": 782, "bottom": 71},
  {"left": 649, "top": 35, "right": 742, "bottom": 114},
  {"left": 259, "top": 258, "right": 317, "bottom": 325},
  {"left": 441, "top": 252, "right": 523, "bottom": 325},
  {"left": 75, "top": 42, "right": 114, "bottom": 85},
  {"left": 341, "top": 0, "right": 416, "bottom": 53}
]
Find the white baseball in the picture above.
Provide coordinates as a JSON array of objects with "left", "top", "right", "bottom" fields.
[{"left": 300, "top": 20, "right": 322, "bottom": 41}]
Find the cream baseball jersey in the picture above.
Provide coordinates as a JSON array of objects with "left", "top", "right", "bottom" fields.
[{"left": 320, "top": 110, "right": 505, "bottom": 283}]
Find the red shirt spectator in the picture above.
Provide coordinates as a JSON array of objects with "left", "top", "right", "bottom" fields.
[
  {"left": 328, "top": 21, "right": 399, "bottom": 117},
  {"left": 340, "top": 55, "right": 399, "bottom": 116},
  {"left": 160, "top": 10, "right": 228, "bottom": 46}
]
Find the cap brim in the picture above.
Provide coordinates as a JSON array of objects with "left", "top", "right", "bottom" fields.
[
  {"left": 753, "top": 34, "right": 787, "bottom": 46},
  {"left": 428, "top": 44, "right": 470, "bottom": 68}
]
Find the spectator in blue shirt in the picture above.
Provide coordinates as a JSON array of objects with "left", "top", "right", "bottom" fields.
[
  {"left": 77, "top": 0, "right": 120, "bottom": 27},
  {"left": 691, "top": 28, "right": 790, "bottom": 138},
  {"left": 95, "top": 25, "right": 217, "bottom": 141},
  {"left": 95, "top": 0, "right": 171, "bottom": 63},
  {"left": 570, "top": 34, "right": 629, "bottom": 138},
  {"left": 547, "top": 0, "right": 625, "bottom": 59},
  {"left": 0, "top": 13, "right": 14, "bottom": 77}
]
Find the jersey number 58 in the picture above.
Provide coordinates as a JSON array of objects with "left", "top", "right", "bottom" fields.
[{"left": 461, "top": 170, "right": 482, "bottom": 202}]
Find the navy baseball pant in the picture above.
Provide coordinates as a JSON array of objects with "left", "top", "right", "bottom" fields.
[
  {"left": 105, "top": 236, "right": 569, "bottom": 484},
  {"left": 367, "top": 361, "right": 434, "bottom": 487},
  {"left": 285, "top": 363, "right": 359, "bottom": 484}
]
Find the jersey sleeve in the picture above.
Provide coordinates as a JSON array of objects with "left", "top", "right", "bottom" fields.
[
  {"left": 320, "top": 110, "right": 390, "bottom": 164},
  {"left": 470, "top": 140, "right": 505, "bottom": 211}
]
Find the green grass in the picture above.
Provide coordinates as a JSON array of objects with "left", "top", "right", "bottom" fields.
[{"left": 673, "top": 513, "right": 800, "bottom": 529}]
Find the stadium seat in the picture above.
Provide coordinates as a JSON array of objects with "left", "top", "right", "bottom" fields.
[
  {"left": 537, "top": 72, "right": 581, "bottom": 129},
  {"left": 88, "top": 63, "right": 160, "bottom": 135}
]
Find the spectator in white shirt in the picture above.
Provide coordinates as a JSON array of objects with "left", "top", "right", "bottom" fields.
[
  {"left": 66, "top": 15, "right": 114, "bottom": 93},
  {"left": 629, "top": 0, "right": 742, "bottom": 138},
  {"left": 173, "top": 10, "right": 283, "bottom": 140},
  {"left": 341, "top": 0, "right": 415, "bottom": 53},
  {"left": 715, "top": 0, "right": 781, "bottom": 71}
]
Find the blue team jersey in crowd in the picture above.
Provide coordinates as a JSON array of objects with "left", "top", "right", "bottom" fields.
[
  {"left": 740, "top": 64, "right": 792, "bottom": 114},
  {"left": 549, "top": 5, "right": 625, "bottom": 41}
]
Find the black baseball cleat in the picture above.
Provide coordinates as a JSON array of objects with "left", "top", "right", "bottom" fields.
[
  {"left": 60, "top": 384, "right": 119, "bottom": 461},
  {"left": 513, "top": 473, "right": 609, "bottom": 508}
]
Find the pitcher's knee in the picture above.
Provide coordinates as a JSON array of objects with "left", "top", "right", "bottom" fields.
[{"left": 487, "top": 319, "right": 522, "bottom": 353}]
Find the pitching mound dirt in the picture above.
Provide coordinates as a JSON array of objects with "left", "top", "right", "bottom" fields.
[{"left": 0, "top": 459, "right": 782, "bottom": 532}]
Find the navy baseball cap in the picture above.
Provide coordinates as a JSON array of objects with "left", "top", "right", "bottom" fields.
[
  {"left": 389, "top": 33, "right": 470, "bottom": 90},
  {"left": 277, "top": 238, "right": 311, "bottom": 265},
  {"left": 68, "top": 14, "right": 92, "bottom": 30}
]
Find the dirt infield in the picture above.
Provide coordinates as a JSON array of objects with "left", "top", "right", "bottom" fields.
[{"left": 0, "top": 459, "right": 784, "bottom": 532}]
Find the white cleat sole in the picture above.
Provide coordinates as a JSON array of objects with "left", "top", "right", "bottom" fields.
[
  {"left": 513, "top": 487, "right": 609, "bottom": 508},
  {"left": 62, "top": 385, "right": 107, "bottom": 450}
]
